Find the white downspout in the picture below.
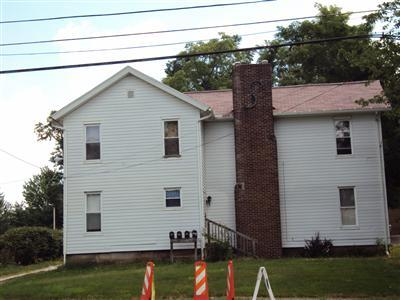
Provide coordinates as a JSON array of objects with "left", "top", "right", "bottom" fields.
[{"left": 376, "top": 112, "right": 390, "bottom": 255}]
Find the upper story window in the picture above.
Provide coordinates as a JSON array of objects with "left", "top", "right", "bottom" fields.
[
  {"left": 339, "top": 187, "right": 357, "bottom": 226},
  {"left": 164, "top": 120, "right": 180, "bottom": 157},
  {"left": 86, "top": 124, "right": 100, "bottom": 160},
  {"left": 165, "top": 188, "right": 181, "bottom": 207},
  {"left": 335, "top": 120, "right": 352, "bottom": 155},
  {"left": 86, "top": 192, "right": 101, "bottom": 232}
]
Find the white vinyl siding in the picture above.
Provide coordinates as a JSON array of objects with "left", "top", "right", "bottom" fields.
[
  {"left": 276, "top": 114, "right": 388, "bottom": 247},
  {"left": 63, "top": 74, "right": 203, "bottom": 255},
  {"left": 203, "top": 121, "right": 236, "bottom": 230}
]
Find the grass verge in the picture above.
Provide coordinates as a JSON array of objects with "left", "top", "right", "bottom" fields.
[{"left": 0, "top": 247, "right": 399, "bottom": 299}]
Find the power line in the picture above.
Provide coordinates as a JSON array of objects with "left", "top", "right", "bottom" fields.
[
  {"left": 0, "top": 34, "right": 383, "bottom": 75},
  {"left": 0, "top": 10, "right": 378, "bottom": 47},
  {"left": 0, "top": 0, "right": 272, "bottom": 24},
  {"left": 0, "top": 148, "right": 41, "bottom": 169},
  {"left": 1, "top": 30, "right": 279, "bottom": 57}
]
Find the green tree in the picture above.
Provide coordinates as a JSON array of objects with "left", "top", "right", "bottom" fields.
[
  {"left": 22, "top": 167, "right": 63, "bottom": 228},
  {"left": 163, "top": 33, "right": 253, "bottom": 92},
  {"left": 361, "top": 0, "right": 400, "bottom": 208},
  {"left": 258, "top": 4, "right": 373, "bottom": 85},
  {"left": 0, "top": 191, "right": 12, "bottom": 234},
  {"left": 35, "top": 111, "right": 64, "bottom": 170}
]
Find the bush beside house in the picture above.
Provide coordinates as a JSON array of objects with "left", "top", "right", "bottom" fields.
[{"left": 0, "top": 227, "right": 62, "bottom": 265}]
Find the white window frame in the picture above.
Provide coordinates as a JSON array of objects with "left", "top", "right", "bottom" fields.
[
  {"left": 85, "top": 191, "right": 102, "bottom": 232},
  {"left": 334, "top": 118, "right": 353, "bottom": 156},
  {"left": 164, "top": 187, "right": 182, "bottom": 209},
  {"left": 162, "top": 119, "right": 181, "bottom": 158},
  {"left": 338, "top": 186, "right": 358, "bottom": 228},
  {"left": 84, "top": 123, "right": 101, "bottom": 162}
]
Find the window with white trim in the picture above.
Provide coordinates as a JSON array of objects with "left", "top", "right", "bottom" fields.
[
  {"left": 86, "top": 124, "right": 100, "bottom": 160},
  {"left": 335, "top": 120, "right": 352, "bottom": 155},
  {"left": 339, "top": 187, "right": 356, "bottom": 226},
  {"left": 86, "top": 193, "right": 101, "bottom": 231},
  {"left": 165, "top": 188, "right": 181, "bottom": 207},
  {"left": 164, "top": 120, "right": 180, "bottom": 156}
]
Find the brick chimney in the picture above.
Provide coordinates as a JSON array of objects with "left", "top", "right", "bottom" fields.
[{"left": 233, "top": 63, "right": 282, "bottom": 258}]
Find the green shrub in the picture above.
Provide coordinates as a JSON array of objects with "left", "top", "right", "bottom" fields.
[
  {"left": 0, "top": 227, "right": 62, "bottom": 265},
  {"left": 304, "top": 232, "right": 333, "bottom": 258},
  {"left": 206, "top": 240, "right": 232, "bottom": 262}
]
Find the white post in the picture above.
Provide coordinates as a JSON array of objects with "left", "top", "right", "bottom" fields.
[{"left": 53, "top": 206, "right": 56, "bottom": 230}]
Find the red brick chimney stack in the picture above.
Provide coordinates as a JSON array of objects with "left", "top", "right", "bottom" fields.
[{"left": 233, "top": 62, "right": 282, "bottom": 258}]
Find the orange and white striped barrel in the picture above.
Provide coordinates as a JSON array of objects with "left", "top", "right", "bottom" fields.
[
  {"left": 194, "top": 261, "right": 209, "bottom": 300},
  {"left": 226, "top": 260, "right": 235, "bottom": 299},
  {"left": 140, "top": 261, "right": 155, "bottom": 300}
]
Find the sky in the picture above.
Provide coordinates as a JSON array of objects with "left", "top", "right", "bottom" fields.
[{"left": 0, "top": 0, "right": 384, "bottom": 204}]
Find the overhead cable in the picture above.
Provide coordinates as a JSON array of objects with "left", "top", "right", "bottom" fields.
[
  {"left": 0, "top": 34, "right": 383, "bottom": 74},
  {"left": 0, "top": 0, "right": 273, "bottom": 24},
  {"left": 0, "top": 10, "right": 378, "bottom": 47},
  {"left": 1, "top": 30, "right": 279, "bottom": 57}
]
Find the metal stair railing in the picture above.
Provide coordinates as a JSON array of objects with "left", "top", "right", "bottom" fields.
[{"left": 205, "top": 217, "right": 257, "bottom": 257}]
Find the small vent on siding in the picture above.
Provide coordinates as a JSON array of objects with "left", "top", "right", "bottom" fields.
[{"left": 127, "top": 90, "right": 134, "bottom": 98}]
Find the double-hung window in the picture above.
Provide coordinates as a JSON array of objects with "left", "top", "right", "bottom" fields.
[
  {"left": 86, "top": 192, "right": 101, "bottom": 232},
  {"left": 339, "top": 187, "right": 357, "bottom": 226},
  {"left": 164, "top": 120, "right": 180, "bottom": 156},
  {"left": 86, "top": 124, "right": 100, "bottom": 160},
  {"left": 335, "top": 120, "right": 352, "bottom": 155},
  {"left": 165, "top": 188, "right": 181, "bottom": 208}
]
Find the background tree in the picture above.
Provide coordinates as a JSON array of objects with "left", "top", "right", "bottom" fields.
[
  {"left": 0, "top": 191, "right": 12, "bottom": 234},
  {"left": 360, "top": 0, "right": 400, "bottom": 208},
  {"left": 163, "top": 33, "right": 253, "bottom": 92},
  {"left": 22, "top": 167, "right": 63, "bottom": 228},
  {"left": 258, "top": 1, "right": 399, "bottom": 208},
  {"left": 258, "top": 4, "right": 373, "bottom": 85},
  {"left": 35, "top": 110, "right": 64, "bottom": 170}
]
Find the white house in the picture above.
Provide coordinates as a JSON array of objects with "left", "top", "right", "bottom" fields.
[{"left": 52, "top": 63, "right": 390, "bottom": 263}]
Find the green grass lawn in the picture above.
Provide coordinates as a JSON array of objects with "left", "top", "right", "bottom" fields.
[
  {"left": 0, "top": 259, "right": 62, "bottom": 278},
  {"left": 0, "top": 247, "right": 399, "bottom": 299}
]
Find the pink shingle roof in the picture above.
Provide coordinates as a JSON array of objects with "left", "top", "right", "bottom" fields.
[{"left": 185, "top": 81, "right": 388, "bottom": 117}]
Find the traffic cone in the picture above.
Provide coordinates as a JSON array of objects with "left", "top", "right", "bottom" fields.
[
  {"left": 140, "top": 261, "right": 155, "bottom": 300},
  {"left": 194, "top": 260, "right": 209, "bottom": 300},
  {"left": 226, "top": 260, "right": 235, "bottom": 300}
]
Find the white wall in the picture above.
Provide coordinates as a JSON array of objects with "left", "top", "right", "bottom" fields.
[
  {"left": 63, "top": 75, "right": 203, "bottom": 255},
  {"left": 276, "top": 114, "right": 388, "bottom": 247},
  {"left": 204, "top": 121, "right": 236, "bottom": 230}
]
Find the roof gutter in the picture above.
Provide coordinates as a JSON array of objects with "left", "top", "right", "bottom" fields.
[{"left": 274, "top": 107, "right": 391, "bottom": 118}]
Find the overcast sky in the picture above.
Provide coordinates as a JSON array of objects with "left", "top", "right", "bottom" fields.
[{"left": 0, "top": 0, "right": 384, "bottom": 203}]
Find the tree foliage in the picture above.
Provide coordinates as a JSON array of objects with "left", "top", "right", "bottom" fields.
[
  {"left": 34, "top": 111, "right": 64, "bottom": 170},
  {"left": 258, "top": 4, "right": 373, "bottom": 85},
  {"left": 21, "top": 167, "right": 63, "bottom": 228},
  {"left": 258, "top": 1, "right": 399, "bottom": 207},
  {"left": 163, "top": 33, "right": 253, "bottom": 92}
]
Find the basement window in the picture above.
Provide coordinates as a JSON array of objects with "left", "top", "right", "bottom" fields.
[{"left": 335, "top": 120, "right": 352, "bottom": 155}]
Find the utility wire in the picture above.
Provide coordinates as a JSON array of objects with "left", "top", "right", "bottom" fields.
[
  {"left": 1, "top": 30, "right": 279, "bottom": 57},
  {"left": 0, "top": 34, "right": 383, "bottom": 75},
  {"left": 0, "top": 0, "right": 273, "bottom": 24},
  {"left": 0, "top": 148, "right": 41, "bottom": 169},
  {"left": 0, "top": 10, "right": 378, "bottom": 47}
]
